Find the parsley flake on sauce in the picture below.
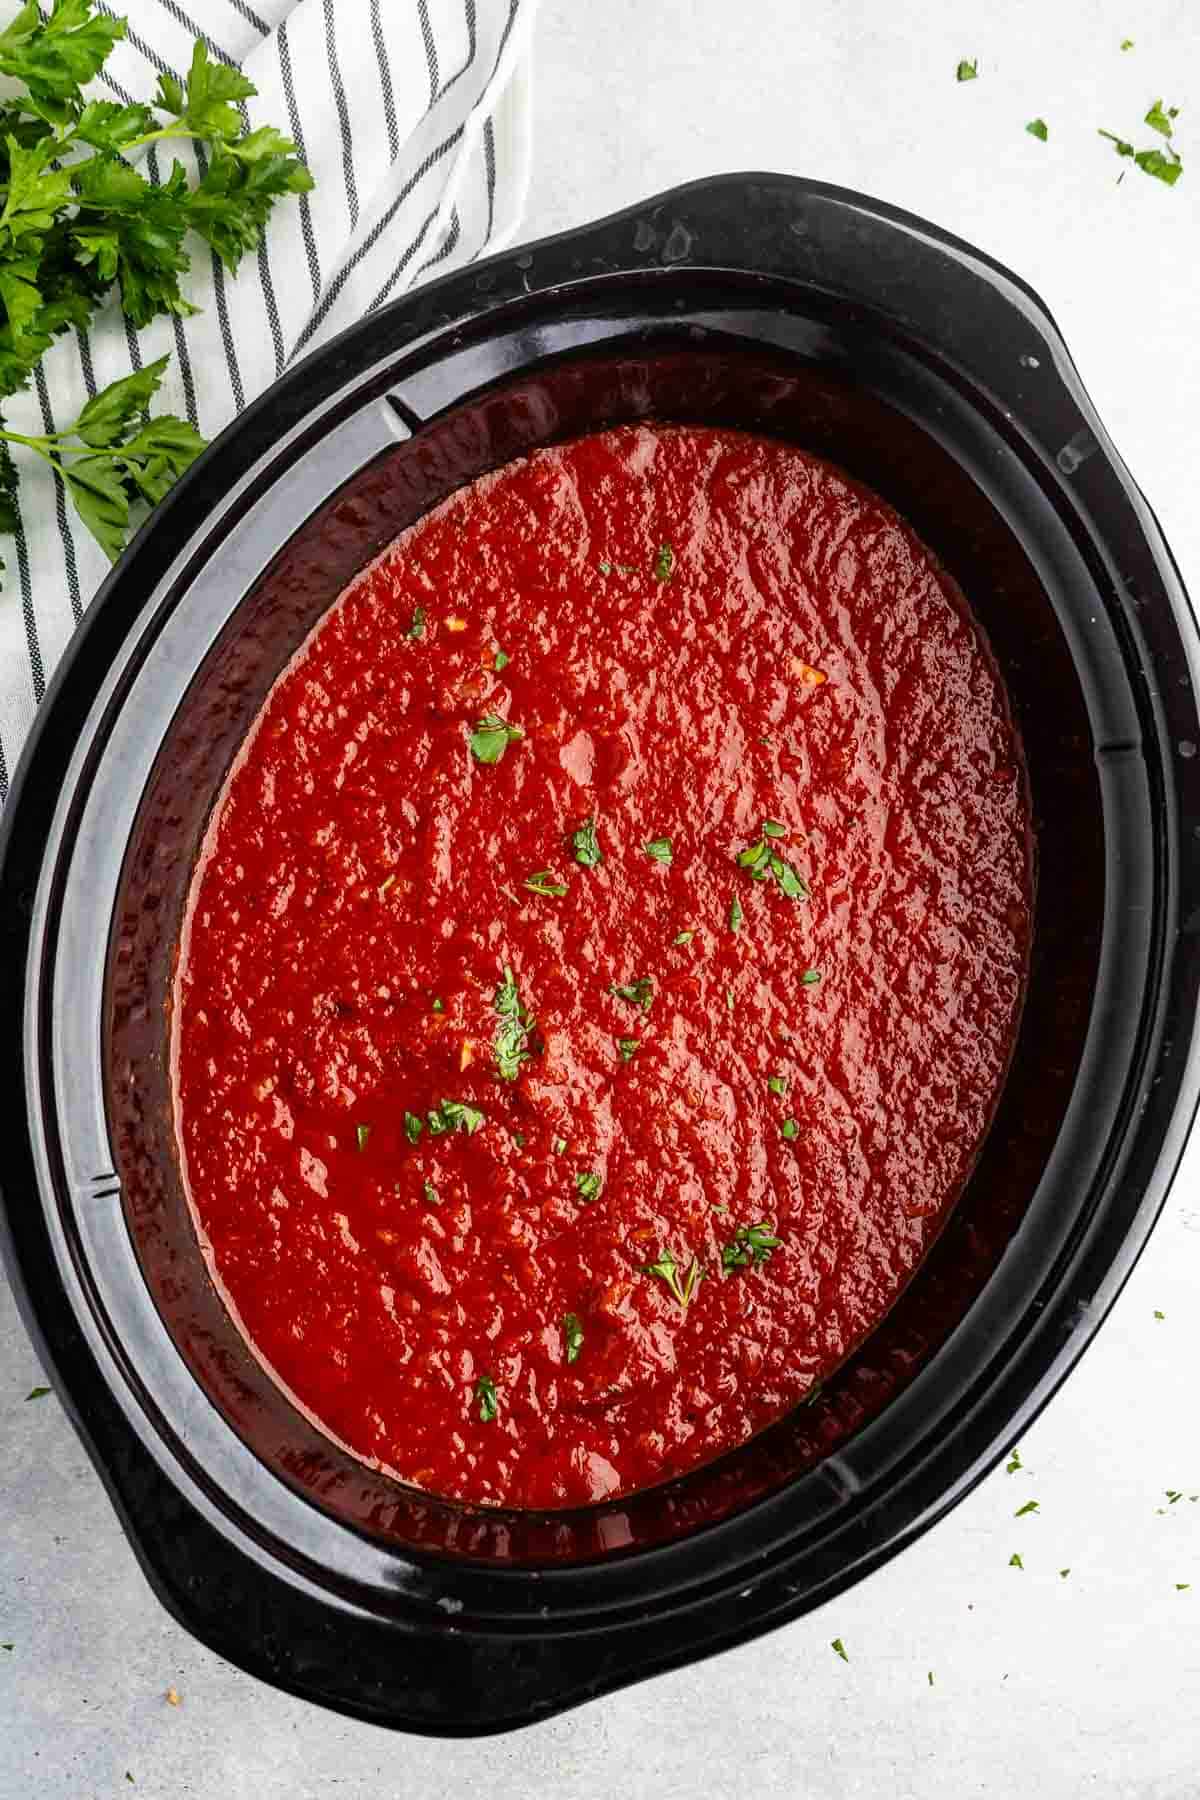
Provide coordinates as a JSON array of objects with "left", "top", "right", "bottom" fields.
[
  {"left": 524, "top": 869, "right": 567, "bottom": 897},
  {"left": 494, "top": 967, "right": 535, "bottom": 1081},
  {"left": 553, "top": 1137, "right": 567, "bottom": 1155},
  {"left": 563, "top": 1312, "right": 584, "bottom": 1363},
  {"left": 406, "top": 606, "right": 426, "bottom": 640},
  {"left": 644, "top": 836, "right": 673, "bottom": 864},
  {"left": 610, "top": 976, "right": 654, "bottom": 1011},
  {"left": 768, "top": 1074, "right": 786, "bottom": 1097},
  {"left": 432, "top": 997, "right": 445, "bottom": 1013},
  {"left": 956, "top": 58, "right": 978, "bottom": 82},
  {"left": 729, "top": 894, "right": 744, "bottom": 933},
  {"left": 1026, "top": 118, "right": 1049, "bottom": 141},
  {"left": 801, "top": 968, "right": 822, "bottom": 987},
  {"left": 641, "top": 1249, "right": 705, "bottom": 1311},
  {"left": 831, "top": 1638, "right": 849, "bottom": 1662},
  {"left": 355, "top": 1123, "right": 371, "bottom": 1152},
  {"left": 493, "top": 647, "right": 510, "bottom": 672},
  {"left": 469, "top": 714, "right": 525, "bottom": 764},
  {"left": 781, "top": 1118, "right": 800, "bottom": 1141},
  {"left": 575, "top": 1170, "right": 603, "bottom": 1202},
  {"left": 654, "top": 542, "right": 675, "bottom": 582},
  {"left": 404, "top": 1112, "right": 424, "bottom": 1145},
  {"left": 673, "top": 929, "right": 694, "bottom": 946},
  {"left": 571, "top": 816, "right": 603, "bottom": 868},
  {"left": 427, "top": 1098, "right": 486, "bottom": 1136},
  {"left": 475, "top": 1375, "right": 498, "bottom": 1423},
  {"left": 423, "top": 1180, "right": 440, "bottom": 1206},
  {"left": 722, "top": 1221, "right": 782, "bottom": 1272},
  {"left": 617, "top": 1037, "right": 640, "bottom": 1062},
  {"left": 737, "top": 823, "right": 810, "bottom": 900}
]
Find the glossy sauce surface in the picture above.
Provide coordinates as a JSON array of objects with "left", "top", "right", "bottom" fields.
[{"left": 175, "top": 424, "right": 1031, "bottom": 1509}]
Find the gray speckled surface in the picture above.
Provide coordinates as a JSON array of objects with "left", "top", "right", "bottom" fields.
[{"left": 4, "top": 1, "right": 1200, "bottom": 1794}]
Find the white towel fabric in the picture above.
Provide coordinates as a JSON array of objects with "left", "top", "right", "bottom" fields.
[{"left": 0, "top": 0, "right": 538, "bottom": 799}]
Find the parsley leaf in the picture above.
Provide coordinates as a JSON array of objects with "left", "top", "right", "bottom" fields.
[
  {"left": 1026, "top": 118, "right": 1049, "bottom": 141},
  {"left": 24, "top": 1385, "right": 51, "bottom": 1401},
  {"left": 729, "top": 894, "right": 743, "bottom": 932},
  {"left": 403, "top": 1111, "right": 423, "bottom": 1145},
  {"left": 721, "top": 1221, "right": 782, "bottom": 1271},
  {"left": 616, "top": 1036, "right": 640, "bottom": 1062},
  {"left": 563, "top": 1312, "right": 584, "bottom": 1363},
  {"left": 736, "top": 822, "right": 810, "bottom": 900},
  {"left": 475, "top": 1374, "right": 498, "bottom": 1423},
  {"left": 1145, "top": 98, "right": 1179, "bottom": 138},
  {"left": 768, "top": 1074, "right": 786, "bottom": 1096},
  {"left": 956, "top": 59, "right": 978, "bottom": 82},
  {"left": 493, "top": 966, "right": 535, "bottom": 1082},
  {"left": 523, "top": 869, "right": 566, "bottom": 897},
  {"left": 469, "top": 713, "right": 524, "bottom": 764},
  {"left": 1006, "top": 1447, "right": 1023, "bottom": 1474},
  {"left": 406, "top": 607, "right": 425, "bottom": 640},
  {"left": 575, "top": 1170, "right": 602, "bottom": 1202},
  {"left": 781, "top": 1118, "right": 799, "bottom": 1141},
  {"left": 355, "top": 1123, "right": 370, "bottom": 1152},
  {"left": 1009, "top": 1553, "right": 1024, "bottom": 1569},
  {"left": 1135, "top": 146, "right": 1184, "bottom": 185},
  {"left": 831, "top": 1638, "right": 849, "bottom": 1662},
  {"left": 1014, "top": 1500, "right": 1039, "bottom": 1518},
  {"left": 609, "top": 976, "right": 653, "bottom": 1011},
  {"left": 423, "top": 1179, "right": 439, "bottom": 1206},
  {"left": 673, "top": 929, "right": 694, "bottom": 946},
  {"left": 644, "top": 836, "right": 673, "bottom": 864},
  {"left": 641, "top": 1248, "right": 705, "bottom": 1310},
  {"left": 570, "top": 815, "right": 602, "bottom": 868},
  {"left": 427, "top": 1098, "right": 486, "bottom": 1136},
  {"left": 654, "top": 541, "right": 675, "bottom": 581}
]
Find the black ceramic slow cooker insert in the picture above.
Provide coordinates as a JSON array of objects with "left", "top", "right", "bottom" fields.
[{"left": 2, "top": 175, "right": 1198, "bottom": 1735}]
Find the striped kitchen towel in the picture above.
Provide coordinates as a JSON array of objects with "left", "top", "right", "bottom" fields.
[{"left": 0, "top": 0, "right": 539, "bottom": 801}]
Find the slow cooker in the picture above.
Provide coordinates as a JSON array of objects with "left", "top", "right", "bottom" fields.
[{"left": 2, "top": 174, "right": 1198, "bottom": 1735}]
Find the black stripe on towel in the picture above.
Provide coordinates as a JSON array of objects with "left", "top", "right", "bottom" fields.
[
  {"left": 416, "top": 0, "right": 440, "bottom": 107},
  {"left": 277, "top": 18, "right": 322, "bottom": 311},
  {"left": 369, "top": 0, "right": 400, "bottom": 163},
  {"left": 14, "top": 508, "right": 44, "bottom": 706},
  {"left": 33, "top": 364, "right": 84, "bottom": 626},
  {"left": 322, "top": 0, "right": 359, "bottom": 233}
]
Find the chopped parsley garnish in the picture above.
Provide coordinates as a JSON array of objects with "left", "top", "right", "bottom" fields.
[
  {"left": 571, "top": 816, "right": 603, "bottom": 868},
  {"left": 956, "top": 58, "right": 978, "bottom": 81},
  {"left": 513, "top": 1133, "right": 526, "bottom": 1149},
  {"left": 469, "top": 714, "right": 525, "bottom": 764},
  {"left": 422, "top": 1180, "right": 439, "bottom": 1206},
  {"left": 406, "top": 607, "right": 426, "bottom": 640},
  {"left": 427, "top": 1098, "right": 486, "bottom": 1136},
  {"left": 617, "top": 1037, "right": 640, "bottom": 1062},
  {"left": 1166, "top": 1489, "right": 1183, "bottom": 1504},
  {"left": 1154, "top": 1309, "right": 1166, "bottom": 1320},
  {"left": 768, "top": 1074, "right": 786, "bottom": 1096},
  {"left": 736, "top": 822, "right": 810, "bottom": 900},
  {"left": 1177, "top": 1583, "right": 1191, "bottom": 1591},
  {"left": 831, "top": 1638, "right": 849, "bottom": 1662},
  {"left": 493, "top": 647, "right": 510, "bottom": 672},
  {"left": 641, "top": 1249, "right": 705, "bottom": 1310},
  {"left": 800, "top": 968, "right": 822, "bottom": 987},
  {"left": 1006, "top": 1448, "right": 1023, "bottom": 1474},
  {"left": 1009, "top": 1553, "right": 1024, "bottom": 1569},
  {"left": 494, "top": 966, "right": 535, "bottom": 1081},
  {"left": 575, "top": 1170, "right": 603, "bottom": 1202},
  {"left": 432, "top": 998, "right": 445, "bottom": 1013},
  {"left": 1026, "top": 118, "right": 1049, "bottom": 141},
  {"left": 378, "top": 874, "right": 396, "bottom": 899},
  {"left": 553, "top": 1137, "right": 567, "bottom": 1155},
  {"left": 729, "top": 895, "right": 744, "bottom": 933},
  {"left": 563, "top": 1312, "right": 584, "bottom": 1364},
  {"left": 781, "top": 1118, "right": 799, "bottom": 1141},
  {"left": 654, "top": 542, "right": 675, "bottom": 582},
  {"left": 598, "top": 559, "right": 613, "bottom": 574},
  {"left": 644, "top": 837, "right": 673, "bottom": 864},
  {"left": 403, "top": 1111, "right": 424, "bottom": 1145},
  {"left": 721, "top": 1221, "right": 782, "bottom": 1271},
  {"left": 355, "top": 1123, "right": 371, "bottom": 1152},
  {"left": 1099, "top": 127, "right": 1184, "bottom": 185},
  {"left": 1121, "top": 37, "right": 1134, "bottom": 50},
  {"left": 673, "top": 930, "right": 694, "bottom": 946},
  {"left": 726, "top": 987, "right": 735, "bottom": 1012},
  {"left": 475, "top": 1375, "right": 498, "bottom": 1423},
  {"left": 25, "top": 1386, "right": 51, "bottom": 1401},
  {"left": 610, "top": 976, "right": 654, "bottom": 1011},
  {"left": 524, "top": 869, "right": 567, "bottom": 897},
  {"left": 1060, "top": 1568, "right": 1071, "bottom": 1578},
  {"left": 1014, "top": 1500, "right": 1039, "bottom": 1518},
  {"left": 1145, "top": 98, "right": 1180, "bottom": 137}
]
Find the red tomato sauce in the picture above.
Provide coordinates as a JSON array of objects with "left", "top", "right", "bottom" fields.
[{"left": 174, "top": 424, "right": 1031, "bottom": 1510}]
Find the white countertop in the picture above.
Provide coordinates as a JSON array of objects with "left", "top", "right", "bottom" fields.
[{"left": 2, "top": 2, "right": 1198, "bottom": 1794}]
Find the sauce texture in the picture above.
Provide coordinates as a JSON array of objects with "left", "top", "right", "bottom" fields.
[{"left": 175, "top": 424, "right": 1031, "bottom": 1510}]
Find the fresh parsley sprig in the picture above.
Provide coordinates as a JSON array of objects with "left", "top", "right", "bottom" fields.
[
  {"left": 0, "top": 5, "right": 312, "bottom": 574},
  {"left": 641, "top": 1248, "right": 704, "bottom": 1311}
]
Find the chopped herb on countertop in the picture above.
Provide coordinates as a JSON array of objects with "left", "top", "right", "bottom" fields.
[
  {"left": 1145, "top": 98, "right": 1180, "bottom": 137},
  {"left": 1014, "top": 1500, "right": 1039, "bottom": 1517},
  {"left": 475, "top": 1375, "right": 498, "bottom": 1423},
  {"left": 956, "top": 58, "right": 978, "bottom": 81},
  {"left": 571, "top": 816, "right": 603, "bottom": 868},
  {"left": 1026, "top": 118, "right": 1049, "bottom": 141},
  {"left": 1010, "top": 1553, "right": 1024, "bottom": 1569},
  {"left": 642, "top": 1249, "right": 705, "bottom": 1311},
  {"left": 831, "top": 1638, "right": 849, "bottom": 1662},
  {"left": 470, "top": 714, "right": 525, "bottom": 764},
  {"left": 25, "top": 1386, "right": 51, "bottom": 1401},
  {"left": 1006, "top": 1448, "right": 1023, "bottom": 1473}
]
